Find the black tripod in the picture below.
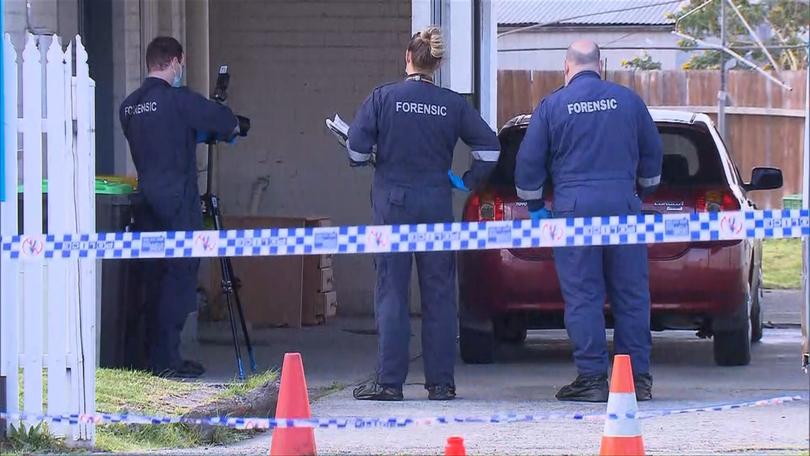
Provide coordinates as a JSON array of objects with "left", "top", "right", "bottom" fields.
[
  {"left": 202, "top": 142, "right": 257, "bottom": 380},
  {"left": 200, "top": 65, "right": 257, "bottom": 380}
]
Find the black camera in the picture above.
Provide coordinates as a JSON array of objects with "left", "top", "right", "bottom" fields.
[
  {"left": 212, "top": 65, "right": 250, "bottom": 138},
  {"left": 236, "top": 115, "right": 250, "bottom": 137}
]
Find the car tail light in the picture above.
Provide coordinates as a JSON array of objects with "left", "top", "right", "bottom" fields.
[
  {"left": 696, "top": 191, "right": 740, "bottom": 212},
  {"left": 464, "top": 194, "right": 505, "bottom": 221},
  {"left": 694, "top": 190, "right": 742, "bottom": 248},
  {"left": 463, "top": 194, "right": 481, "bottom": 221}
]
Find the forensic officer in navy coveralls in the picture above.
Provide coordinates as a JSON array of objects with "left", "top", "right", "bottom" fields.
[
  {"left": 120, "top": 37, "right": 242, "bottom": 378},
  {"left": 515, "top": 40, "right": 663, "bottom": 402},
  {"left": 347, "top": 27, "right": 501, "bottom": 401}
]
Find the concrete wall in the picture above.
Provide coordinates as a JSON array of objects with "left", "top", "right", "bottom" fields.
[
  {"left": 3, "top": 0, "right": 78, "bottom": 50},
  {"left": 499, "top": 28, "right": 690, "bottom": 71},
  {"left": 209, "top": 0, "right": 412, "bottom": 315}
]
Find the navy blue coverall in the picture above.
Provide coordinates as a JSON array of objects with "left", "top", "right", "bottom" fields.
[
  {"left": 120, "top": 77, "right": 237, "bottom": 373},
  {"left": 515, "top": 71, "right": 663, "bottom": 377},
  {"left": 348, "top": 76, "right": 500, "bottom": 388}
]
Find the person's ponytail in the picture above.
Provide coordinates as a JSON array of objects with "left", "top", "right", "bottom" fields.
[{"left": 408, "top": 26, "right": 444, "bottom": 72}]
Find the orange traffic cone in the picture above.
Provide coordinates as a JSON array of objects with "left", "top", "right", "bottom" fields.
[
  {"left": 599, "top": 355, "right": 644, "bottom": 456},
  {"left": 270, "top": 353, "right": 316, "bottom": 456},
  {"left": 445, "top": 436, "right": 466, "bottom": 456}
]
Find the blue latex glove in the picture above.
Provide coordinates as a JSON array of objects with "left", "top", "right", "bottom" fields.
[
  {"left": 448, "top": 171, "right": 469, "bottom": 192},
  {"left": 529, "top": 208, "right": 551, "bottom": 221},
  {"left": 196, "top": 130, "right": 238, "bottom": 145},
  {"left": 196, "top": 130, "right": 213, "bottom": 144}
]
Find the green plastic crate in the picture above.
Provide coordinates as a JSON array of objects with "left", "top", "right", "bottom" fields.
[{"left": 783, "top": 194, "right": 802, "bottom": 210}]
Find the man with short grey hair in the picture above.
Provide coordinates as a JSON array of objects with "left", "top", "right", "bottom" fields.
[{"left": 515, "top": 40, "right": 663, "bottom": 402}]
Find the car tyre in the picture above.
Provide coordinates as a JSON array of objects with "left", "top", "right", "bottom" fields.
[
  {"left": 712, "top": 285, "right": 752, "bottom": 366},
  {"left": 493, "top": 317, "right": 528, "bottom": 345},
  {"left": 750, "top": 268, "right": 764, "bottom": 343},
  {"left": 459, "top": 326, "right": 495, "bottom": 364}
]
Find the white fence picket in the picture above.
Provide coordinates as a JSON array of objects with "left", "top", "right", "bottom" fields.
[
  {"left": 21, "top": 33, "right": 45, "bottom": 428},
  {"left": 63, "top": 42, "right": 84, "bottom": 443},
  {"left": 73, "top": 35, "right": 96, "bottom": 442},
  {"left": 0, "top": 33, "right": 20, "bottom": 426},
  {"left": 45, "top": 36, "right": 69, "bottom": 438}
]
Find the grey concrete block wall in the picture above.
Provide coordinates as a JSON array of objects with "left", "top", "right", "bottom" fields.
[{"left": 209, "top": 0, "right": 411, "bottom": 315}]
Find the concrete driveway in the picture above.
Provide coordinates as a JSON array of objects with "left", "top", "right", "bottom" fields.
[{"left": 178, "top": 290, "right": 809, "bottom": 455}]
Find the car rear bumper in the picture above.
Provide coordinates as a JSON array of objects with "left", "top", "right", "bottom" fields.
[{"left": 458, "top": 243, "right": 749, "bottom": 329}]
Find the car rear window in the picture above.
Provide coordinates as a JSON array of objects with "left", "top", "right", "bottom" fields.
[
  {"left": 488, "top": 127, "right": 524, "bottom": 186},
  {"left": 489, "top": 121, "right": 728, "bottom": 187},
  {"left": 658, "top": 123, "right": 727, "bottom": 186}
]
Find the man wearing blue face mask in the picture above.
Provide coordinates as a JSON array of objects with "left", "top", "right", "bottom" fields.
[{"left": 120, "top": 36, "right": 241, "bottom": 379}]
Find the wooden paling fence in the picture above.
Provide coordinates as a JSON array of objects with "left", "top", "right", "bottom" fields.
[{"left": 498, "top": 70, "right": 808, "bottom": 209}]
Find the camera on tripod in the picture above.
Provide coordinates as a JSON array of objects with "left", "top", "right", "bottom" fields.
[
  {"left": 200, "top": 64, "right": 257, "bottom": 380},
  {"left": 204, "top": 65, "right": 251, "bottom": 143}
]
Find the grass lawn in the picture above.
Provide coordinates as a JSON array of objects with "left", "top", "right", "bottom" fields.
[
  {"left": 4, "top": 368, "right": 278, "bottom": 453},
  {"left": 762, "top": 239, "right": 804, "bottom": 289},
  {"left": 96, "top": 368, "right": 277, "bottom": 452},
  {"left": 94, "top": 368, "right": 212, "bottom": 453}
]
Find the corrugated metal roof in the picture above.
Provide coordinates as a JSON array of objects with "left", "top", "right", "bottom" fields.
[{"left": 499, "top": 0, "right": 682, "bottom": 27}]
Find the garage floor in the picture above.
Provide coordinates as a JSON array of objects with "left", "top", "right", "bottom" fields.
[{"left": 173, "top": 290, "right": 809, "bottom": 455}]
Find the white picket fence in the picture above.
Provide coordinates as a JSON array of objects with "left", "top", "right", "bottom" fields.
[{"left": 1, "top": 33, "right": 96, "bottom": 443}]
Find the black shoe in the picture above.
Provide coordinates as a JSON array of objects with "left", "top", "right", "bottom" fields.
[
  {"left": 427, "top": 384, "right": 456, "bottom": 401},
  {"left": 352, "top": 381, "right": 403, "bottom": 401},
  {"left": 182, "top": 360, "right": 206, "bottom": 376},
  {"left": 556, "top": 374, "right": 609, "bottom": 402},
  {"left": 634, "top": 373, "right": 653, "bottom": 401}
]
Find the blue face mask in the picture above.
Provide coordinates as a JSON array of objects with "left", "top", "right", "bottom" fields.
[{"left": 172, "top": 62, "right": 183, "bottom": 87}]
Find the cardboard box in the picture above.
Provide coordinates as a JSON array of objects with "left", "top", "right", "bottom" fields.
[
  {"left": 324, "top": 291, "right": 338, "bottom": 318},
  {"left": 301, "top": 217, "right": 336, "bottom": 325},
  {"left": 302, "top": 266, "right": 334, "bottom": 325},
  {"left": 199, "top": 215, "right": 337, "bottom": 329},
  {"left": 199, "top": 216, "right": 306, "bottom": 329},
  {"left": 319, "top": 268, "right": 334, "bottom": 292},
  {"left": 302, "top": 290, "right": 338, "bottom": 326}
]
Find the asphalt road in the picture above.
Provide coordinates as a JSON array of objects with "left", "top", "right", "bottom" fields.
[{"left": 166, "top": 290, "right": 809, "bottom": 455}]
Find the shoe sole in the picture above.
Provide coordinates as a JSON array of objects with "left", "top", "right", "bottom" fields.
[
  {"left": 428, "top": 396, "right": 456, "bottom": 401},
  {"left": 353, "top": 396, "right": 403, "bottom": 401}
]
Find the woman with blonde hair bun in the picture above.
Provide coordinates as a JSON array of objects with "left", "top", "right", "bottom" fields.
[{"left": 347, "top": 26, "right": 501, "bottom": 402}]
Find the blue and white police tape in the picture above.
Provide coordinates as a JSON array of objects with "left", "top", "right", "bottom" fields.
[
  {"left": 1, "top": 209, "right": 808, "bottom": 261},
  {"left": 0, "top": 395, "right": 804, "bottom": 430}
]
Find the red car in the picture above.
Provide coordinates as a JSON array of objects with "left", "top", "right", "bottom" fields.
[{"left": 458, "top": 109, "right": 783, "bottom": 367}]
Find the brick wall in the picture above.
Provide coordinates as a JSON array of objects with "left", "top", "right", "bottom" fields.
[{"left": 210, "top": 0, "right": 411, "bottom": 315}]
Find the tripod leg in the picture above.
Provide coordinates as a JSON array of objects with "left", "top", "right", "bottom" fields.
[
  {"left": 205, "top": 191, "right": 253, "bottom": 376},
  {"left": 220, "top": 257, "right": 246, "bottom": 381},
  {"left": 224, "top": 257, "right": 258, "bottom": 373}
]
